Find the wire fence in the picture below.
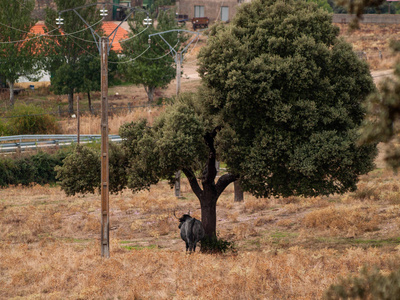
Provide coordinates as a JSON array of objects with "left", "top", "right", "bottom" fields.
[{"left": 0, "top": 102, "right": 165, "bottom": 119}]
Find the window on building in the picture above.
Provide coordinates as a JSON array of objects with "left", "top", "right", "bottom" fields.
[
  {"left": 194, "top": 5, "right": 204, "bottom": 18},
  {"left": 221, "top": 6, "right": 229, "bottom": 22}
]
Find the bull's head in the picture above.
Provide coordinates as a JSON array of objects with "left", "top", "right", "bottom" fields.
[{"left": 174, "top": 211, "right": 191, "bottom": 228}]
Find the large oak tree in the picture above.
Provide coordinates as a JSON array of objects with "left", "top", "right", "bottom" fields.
[{"left": 57, "top": 0, "right": 377, "bottom": 245}]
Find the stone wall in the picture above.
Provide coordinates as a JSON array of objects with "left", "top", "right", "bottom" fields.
[{"left": 332, "top": 14, "right": 400, "bottom": 24}]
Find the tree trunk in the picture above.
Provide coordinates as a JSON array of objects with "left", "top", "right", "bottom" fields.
[
  {"left": 68, "top": 91, "right": 74, "bottom": 115},
  {"left": 87, "top": 91, "right": 93, "bottom": 114},
  {"left": 234, "top": 180, "right": 244, "bottom": 202},
  {"left": 200, "top": 197, "right": 217, "bottom": 239},
  {"left": 182, "top": 127, "right": 239, "bottom": 246},
  {"left": 8, "top": 80, "right": 15, "bottom": 107},
  {"left": 145, "top": 86, "right": 155, "bottom": 103}
]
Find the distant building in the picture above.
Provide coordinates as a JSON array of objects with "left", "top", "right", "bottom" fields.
[{"left": 176, "top": 0, "right": 247, "bottom": 23}]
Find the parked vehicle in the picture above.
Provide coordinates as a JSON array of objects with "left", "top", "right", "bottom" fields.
[{"left": 192, "top": 17, "right": 209, "bottom": 30}]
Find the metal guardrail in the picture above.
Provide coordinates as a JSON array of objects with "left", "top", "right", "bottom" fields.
[{"left": 0, "top": 134, "right": 122, "bottom": 153}]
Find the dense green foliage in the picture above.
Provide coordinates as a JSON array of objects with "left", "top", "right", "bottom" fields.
[
  {"left": 55, "top": 143, "right": 128, "bottom": 196},
  {"left": 119, "top": 10, "right": 181, "bottom": 102},
  {"left": 309, "top": 0, "right": 333, "bottom": 12},
  {"left": 0, "top": 0, "right": 40, "bottom": 106},
  {"left": 324, "top": 268, "right": 400, "bottom": 299},
  {"left": 4, "top": 104, "right": 59, "bottom": 135},
  {"left": 118, "top": 94, "right": 210, "bottom": 191},
  {"left": 0, "top": 150, "right": 69, "bottom": 187},
  {"left": 198, "top": 0, "right": 377, "bottom": 198},
  {"left": 55, "top": 145, "right": 101, "bottom": 196}
]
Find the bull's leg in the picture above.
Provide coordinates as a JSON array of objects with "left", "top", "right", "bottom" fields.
[
  {"left": 193, "top": 243, "right": 196, "bottom": 252},
  {"left": 186, "top": 242, "right": 189, "bottom": 251},
  {"left": 189, "top": 242, "right": 194, "bottom": 252}
]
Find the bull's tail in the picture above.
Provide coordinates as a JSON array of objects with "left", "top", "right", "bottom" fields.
[{"left": 188, "top": 218, "right": 196, "bottom": 242}]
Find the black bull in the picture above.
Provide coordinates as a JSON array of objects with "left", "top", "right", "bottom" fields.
[{"left": 178, "top": 214, "right": 205, "bottom": 252}]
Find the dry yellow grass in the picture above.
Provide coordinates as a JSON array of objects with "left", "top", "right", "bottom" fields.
[
  {"left": 2, "top": 166, "right": 400, "bottom": 298},
  {"left": 3, "top": 23, "right": 400, "bottom": 299},
  {"left": 58, "top": 106, "right": 165, "bottom": 135},
  {"left": 336, "top": 23, "right": 400, "bottom": 70}
]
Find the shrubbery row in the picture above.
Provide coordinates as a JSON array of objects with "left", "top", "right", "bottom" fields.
[{"left": 0, "top": 150, "right": 70, "bottom": 187}]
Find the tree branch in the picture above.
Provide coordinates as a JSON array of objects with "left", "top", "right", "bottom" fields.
[
  {"left": 182, "top": 167, "right": 203, "bottom": 200},
  {"left": 216, "top": 173, "right": 239, "bottom": 198},
  {"left": 203, "top": 126, "right": 222, "bottom": 184}
]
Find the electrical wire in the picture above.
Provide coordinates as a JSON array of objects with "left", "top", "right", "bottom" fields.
[
  {"left": 0, "top": 20, "right": 37, "bottom": 34},
  {"left": 66, "top": 34, "right": 99, "bottom": 58},
  {"left": 118, "top": 26, "right": 149, "bottom": 43},
  {"left": 141, "top": 38, "right": 180, "bottom": 60},
  {"left": 0, "top": 18, "right": 103, "bottom": 44},
  {"left": 0, "top": 27, "right": 60, "bottom": 44},
  {"left": 109, "top": 46, "right": 151, "bottom": 64},
  {"left": 66, "top": 33, "right": 153, "bottom": 64}
]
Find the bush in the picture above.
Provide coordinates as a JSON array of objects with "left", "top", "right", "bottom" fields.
[
  {"left": 0, "top": 158, "right": 16, "bottom": 187},
  {"left": 55, "top": 143, "right": 130, "bottom": 196},
  {"left": 201, "top": 236, "right": 236, "bottom": 254},
  {"left": 0, "top": 149, "right": 70, "bottom": 187},
  {"left": 324, "top": 267, "right": 400, "bottom": 299},
  {"left": 0, "top": 118, "right": 9, "bottom": 135},
  {"left": 6, "top": 103, "right": 59, "bottom": 135},
  {"left": 55, "top": 145, "right": 101, "bottom": 196}
]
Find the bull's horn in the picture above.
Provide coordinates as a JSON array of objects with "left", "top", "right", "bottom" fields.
[{"left": 173, "top": 210, "right": 180, "bottom": 219}]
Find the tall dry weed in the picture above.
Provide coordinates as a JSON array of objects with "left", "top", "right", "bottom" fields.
[
  {"left": 302, "top": 205, "right": 381, "bottom": 237},
  {"left": 58, "top": 106, "right": 165, "bottom": 134}
]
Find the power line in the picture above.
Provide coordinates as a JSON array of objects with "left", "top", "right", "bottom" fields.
[
  {"left": 109, "top": 46, "right": 151, "bottom": 64},
  {"left": 0, "top": 27, "right": 60, "bottom": 44},
  {"left": 0, "top": 18, "right": 103, "bottom": 44},
  {"left": 118, "top": 26, "right": 149, "bottom": 43}
]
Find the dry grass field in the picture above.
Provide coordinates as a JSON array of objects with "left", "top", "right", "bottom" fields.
[
  {"left": 2, "top": 23, "right": 400, "bottom": 299},
  {"left": 2, "top": 163, "right": 400, "bottom": 299}
]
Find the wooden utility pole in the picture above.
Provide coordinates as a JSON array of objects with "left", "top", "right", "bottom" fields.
[
  {"left": 174, "top": 51, "right": 182, "bottom": 198},
  {"left": 77, "top": 95, "right": 80, "bottom": 144},
  {"left": 176, "top": 51, "right": 181, "bottom": 95},
  {"left": 100, "top": 37, "right": 110, "bottom": 258}
]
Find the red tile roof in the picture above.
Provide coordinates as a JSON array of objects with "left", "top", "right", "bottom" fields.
[
  {"left": 30, "top": 21, "right": 129, "bottom": 52},
  {"left": 101, "top": 22, "right": 129, "bottom": 52}
]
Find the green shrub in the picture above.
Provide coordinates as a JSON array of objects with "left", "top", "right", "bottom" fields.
[
  {"left": 201, "top": 236, "right": 236, "bottom": 254},
  {"left": 6, "top": 104, "right": 59, "bottom": 135},
  {"left": 0, "top": 158, "right": 16, "bottom": 187},
  {"left": 324, "top": 267, "right": 400, "bottom": 299},
  {"left": 109, "top": 143, "right": 129, "bottom": 194},
  {"left": 31, "top": 151, "right": 69, "bottom": 185},
  {"left": 55, "top": 145, "right": 101, "bottom": 196},
  {"left": 0, "top": 118, "right": 9, "bottom": 136},
  {"left": 0, "top": 149, "right": 70, "bottom": 187}
]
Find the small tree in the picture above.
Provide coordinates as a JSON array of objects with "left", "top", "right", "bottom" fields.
[
  {"left": 119, "top": 10, "right": 181, "bottom": 102},
  {"left": 0, "top": 0, "right": 40, "bottom": 107},
  {"left": 57, "top": 0, "right": 376, "bottom": 244}
]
